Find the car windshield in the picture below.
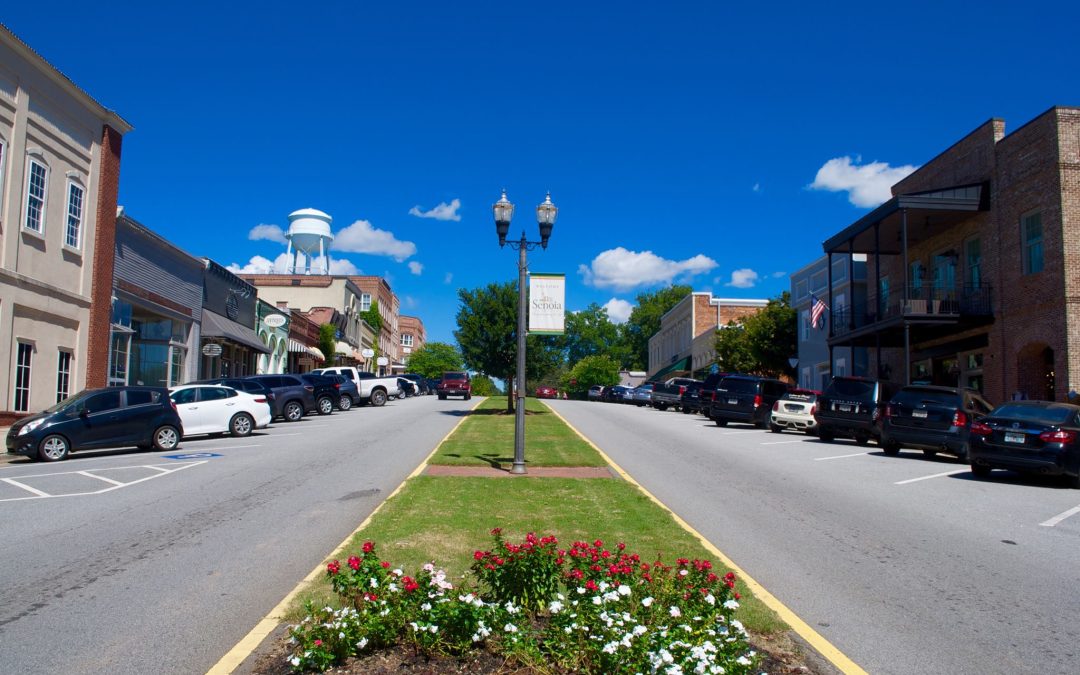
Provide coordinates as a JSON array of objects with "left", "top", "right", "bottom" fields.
[
  {"left": 991, "top": 404, "right": 1077, "bottom": 425},
  {"left": 719, "top": 378, "right": 758, "bottom": 394},
  {"left": 893, "top": 389, "right": 958, "bottom": 407},
  {"left": 44, "top": 389, "right": 93, "bottom": 414},
  {"left": 444, "top": 372, "right": 468, "bottom": 380},
  {"left": 825, "top": 378, "right": 876, "bottom": 400}
]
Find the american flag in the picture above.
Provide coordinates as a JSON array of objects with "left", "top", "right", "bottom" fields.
[{"left": 810, "top": 293, "right": 829, "bottom": 329}]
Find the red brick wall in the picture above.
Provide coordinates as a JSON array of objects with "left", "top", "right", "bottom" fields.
[
  {"left": 892, "top": 119, "right": 1004, "bottom": 196},
  {"left": 85, "top": 125, "right": 123, "bottom": 389},
  {"left": 1058, "top": 109, "right": 1080, "bottom": 400}
]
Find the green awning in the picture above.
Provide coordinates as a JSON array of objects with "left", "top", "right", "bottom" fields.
[{"left": 649, "top": 357, "right": 690, "bottom": 382}]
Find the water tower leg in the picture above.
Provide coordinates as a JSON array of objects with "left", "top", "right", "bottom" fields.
[{"left": 319, "top": 237, "right": 326, "bottom": 274}]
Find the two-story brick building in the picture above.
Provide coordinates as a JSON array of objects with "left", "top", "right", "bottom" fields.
[
  {"left": 648, "top": 292, "right": 767, "bottom": 380},
  {"left": 0, "top": 25, "right": 131, "bottom": 422},
  {"left": 398, "top": 315, "right": 425, "bottom": 364},
  {"left": 823, "top": 106, "right": 1080, "bottom": 404}
]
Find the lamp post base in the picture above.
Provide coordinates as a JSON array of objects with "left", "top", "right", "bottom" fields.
[{"left": 510, "top": 462, "right": 527, "bottom": 475}]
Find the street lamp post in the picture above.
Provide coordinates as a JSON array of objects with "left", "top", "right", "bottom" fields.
[{"left": 494, "top": 190, "right": 557, "bottom": 475}]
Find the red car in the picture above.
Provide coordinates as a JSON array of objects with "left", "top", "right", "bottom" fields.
[{"left": 535, "top": 386, "right": 558, "bottom": 399}]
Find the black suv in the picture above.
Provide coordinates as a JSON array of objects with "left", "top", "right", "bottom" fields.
[
  {"left": 815, "top": 376, "right": 902, "bottom": 445},
  {"left": 881, "top": 385, "right": 994, "bottom": 461},
  {"left": 709, "top": 375, "right": 789, "bottom": 427},
  {"left": 246, "top": 374, "right": 319, "bottom": 422},
  {"left": 299, "top": 373, "right": 339, "bottom": 415},
  {"left": 680, "top": 382, "right": 705, "bottom": 415},
  {"left": 401, "top": 373, "right": 430, "bottom": 395},
  {"left": 698, "top": 372, "right": 734, "bottom": 419},
  {"left": 6, "top": 386, "right": 183, "bottom": 462}
]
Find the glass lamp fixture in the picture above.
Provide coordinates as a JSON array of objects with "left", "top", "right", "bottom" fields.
[
  {"left": 536, "top": 192, "right": 557, "bottom": 248},
  {"left": 493, "top": 189, "right": 514, "bottom": 247}
]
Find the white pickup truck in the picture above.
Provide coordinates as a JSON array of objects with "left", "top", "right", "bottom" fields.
[{"left": 312, "top": 367, "right": 401, "bottom": 407}]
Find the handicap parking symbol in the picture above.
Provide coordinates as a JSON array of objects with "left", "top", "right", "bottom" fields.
[{"left": 162, "top": 452, "right": 222, "bottom": 460}]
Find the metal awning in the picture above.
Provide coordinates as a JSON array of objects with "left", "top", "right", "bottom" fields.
[
  {"left": 200, "top": 310, "right": 271, "bottom": 354},
  {"left": 649, "top": 357, "right": 690, "bottom": 382},
  {"left": 822, "top": 183, "right": 989, "bottom": 255}
]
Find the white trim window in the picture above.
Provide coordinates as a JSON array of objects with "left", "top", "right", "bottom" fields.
[
  {"left": 56, "top": 349, "right": 72, "bottom": 403},
  {"left": 24, "top": 158, "right": 49, "bottom": 233},
  {"left": 360, "top": 293, "right": 372, "bottom": 311},
  {"left": 401, "top": 333, "right": 413, "bottom": 348},
  {"left": 65, "top": 181, "right": 85, "bottom": 249},
  {"left": 14, "top": 342, "right": 33, "bottom": 413}
]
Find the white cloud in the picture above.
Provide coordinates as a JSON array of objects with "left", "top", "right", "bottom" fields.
[
  {"left": 603, "top": 298, "right": 633, "bottom": 324},
  {"left": 403, "top": 295, "right": 417, "bottom": 308},
  {"left": 248, "top": 224, "right": 287, "bottom": 244},
  {"left": 771, "top": 271, "right": 786, "bottom": 278},
  {"left": 409, "top": 198, "right": 462, "bottom": 222},
  {"left": 226, "top": 253, "right": 360, "bottom": 275},
  {"left": 725, "top": 268, "right": 759, "bottom": 288},
  {"left": 578, "top": 247, "right": 718, "bottom": 291},
  {"left": 752, "top": 183, "right": 762, "bottom": 193},
  {"left": 332, "top": 220, "right": 417, "bottom": 262},
  {"left": 408, "top": 261, "right": 424, "bottom": 275},
  {"left": 444, "top": 272, "right": 454, "bottom": 284},
  {"left": 809, "top": 156, "right": 918, "bottom": 208}
]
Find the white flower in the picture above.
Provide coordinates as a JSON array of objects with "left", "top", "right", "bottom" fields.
[
  {"left": 289, "top": 656, "right": 300, "bottom": 667},
  {"left": 633, "top": 624, "right": 648, "bottom": 636},
  {"left": 679, "top": 569, "right": 688, "bottom": 576},
  {"left": 642, "top": 597, "right": 654, "bottom": 607},
  {"left": 604, "top": 590, "right": 620, "bottom": 602},
  {"left": 549, "top": 600, "right": 564, "bottom": 613},
  {"left": 703, "top": 593, "right": 715, "bottom": 605},
  {"left": 357, "top": 637, "right": 368, "bottom": 649},
  {"left": 429, "top": 625, "right": 438, "bottom": 634},
  {"left": 504, "top": 623, "right": 518, "bottom": 633},
  {"left": 423, "top": 562, "right": 435, "bottom": 572},
  {"left": 602, "top": 641, "right": 619, "bottom": 654},
  {"left": 421, "top": 603, "right": 432, "bottom": 611},
  {"left": 736, "top": 655, "right": 752, "bottom": 666},
  {"left": 388, "top": 583, "right": 398, "bottom": 592},
  {"left": 670, "top": 606, "right": 682, "bottom": 617},
  {"left": 723, "top": 599, "right": 739, "bottom": 610},
  {"left": 393, "top": 568, "right": 403, "bottom": 576},
  {"left": 505, "top": 601, "right": 519, "bottom": 614},
  {"left": 592, "top": 596, "right": 603, "bottom": 605},
  {"left": 459, "top": 593, "right": 475, "bottom": 603},
  {"left": 618, "top": 584, "right": 631, "bottom": 596},
  {"left": 338, "top": 631, "right": 345, "bottom": 639},
  {"left": 577, "top": 587, "right": 587, "bottom": 595},
  {"left": 665, "top": 665, "right": 684, "bottom": 675},
  {"left": 369, "top": 578, "right": 379, "bottom": 588}
]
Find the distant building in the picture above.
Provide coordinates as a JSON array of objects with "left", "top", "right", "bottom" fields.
[
  {"left": 0, "top": 25, "right": 131, "bottom": 422},
  {"left": 791, "top": 255, "right": 868, "bottom": 390},
  {"left": 648, "top": 292, "right": 767, "bottom": 380},
  {"left": 199, "top": 261, "right": 269, "bottom": 378},
  {"left": 347, "top": 275, "right": 402, "bottom": 371},
  {"left": 398, "top": 315, "right": 426, "bottom": 365}
]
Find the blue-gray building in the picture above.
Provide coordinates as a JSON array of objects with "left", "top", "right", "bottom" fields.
[{"left": 791, "top": 255, "right": 868, "bottom": 390}]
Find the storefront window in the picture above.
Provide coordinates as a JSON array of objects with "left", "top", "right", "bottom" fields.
[
  {"left": 109, "top": 332, "right": 131, "bottom": 385},
  {"left": 170, "top": 347, "right": 185, "bottom": 386}
]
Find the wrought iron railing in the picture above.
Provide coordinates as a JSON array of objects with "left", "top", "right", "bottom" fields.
[{"left": 830, "top": 283, "right": 992, "bottom": 337}]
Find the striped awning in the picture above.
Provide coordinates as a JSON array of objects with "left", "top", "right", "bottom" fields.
[
  {"left": 308, "top": 347, "right": 326, "bottom": 361},
  {"left": 287, "top": 339, "right": 311, "bottom": 353}
]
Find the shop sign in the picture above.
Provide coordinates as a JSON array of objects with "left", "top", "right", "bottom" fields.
[
  {"left": 202, "top": 343, "right": 223, "bottom": 357},
  {"left": 264, "top": 314, "right": 287, "bottom": 328},
  {"left": 362, "top": 348, "right": 375, "bottom": 358},
  {"left": 377, "top": 356, "right": 389, "bottom": 366}
]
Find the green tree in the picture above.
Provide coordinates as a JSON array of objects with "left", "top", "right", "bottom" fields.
[
  {"left": 713, "top": 322, "right": 755, "bottom": 374},
  {"left": 712, "top": 292, "right": 797, "bottom": 378},
  {"left": 360, "top": 300, "right": 383, "bottom": 362},
  {"left": 560, "top": 355, "right": 621, "bottom": 398},
  {"left": 406, "top": 342, "right": 464, "bottom": 379},
  {"left": 561, "top": 303, "right": 631, "bottom": 367},
  {"left": 621, "top": 285, "right": 693, "bottom": 370},
  {"left": 454, "top": 281, "right": 562, "bottom": 412},
  {"left": 317, "top": 324, "right": 337, "bottom": 368},
  {"left": 470, "top": 374, "right": 498, "bottom": 396}
]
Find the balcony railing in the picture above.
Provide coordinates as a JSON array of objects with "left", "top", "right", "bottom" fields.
[{"left": 831, "top": 283, "right": 992, "bottom": 338}]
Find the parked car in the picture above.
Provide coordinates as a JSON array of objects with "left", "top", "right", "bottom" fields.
[
  {"left": 245, "top": 374, "right": 320, "bottom": 422},
  {"left": 169, "top": 384, "right": 272, "bottom": 438},
  {"left": 631, "top": 383, "right": 654, "bottom": 406},
  {"left": 770, "top": 389, "right": 820, "bottom": 434},
  {"left": 6, "top": 386, "right": 183, "bottom": 462},
  {"left": 709, "top": 375, "right": 789, "bottom": 428},
  {"left": 881, "top": 385, "right": 994, "bottom": 460},
  {"left": 311, "top": 367, "right": 400, "bottom": 406},
  {"left": 535, "top": 385, "right": 558, "bottom": 399},
  {"left": 814, "top": 376, "right": 902, "bottom": 445},
  {"left": 396, "top": 378, "right": 417, "bottom": 398},
  {"left": 697, "top": 371, "right": 735, "bottom": 419},
  {"left": 194, "top": 377, "right": 280, "bottom": 419},
  {"left": 650, "top": 377, "right": 699, "bottom": 411},
  {"left": 680, "top": 382, "right": 705, "bottom": 415},
  {"left": 438, "top": 371, "right": 472, "bottom": 400},
  {"left": 969, "top": 401, "right": 1080, "bottom": 488},
  {"left": 401, "top": 373, "right": 430, "bottom": 395},
  {"left": 298, "top": 373, "right": 339, "bottom": 415},
  {"left": 603, "top": 385, "right": 631, "bottom": 403},
  {"left": 322, "top": 373, "right": 360, "bottom": 410},
  {"left": 588, "top": 385, "right": 605, "bottom": 401}
]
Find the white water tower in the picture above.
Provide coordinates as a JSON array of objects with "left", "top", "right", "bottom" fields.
[{"left": 285, "top": 208, "right": 334, "bottom": 274}]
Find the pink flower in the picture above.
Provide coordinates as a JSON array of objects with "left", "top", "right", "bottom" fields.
[
  {"left": 362, "top": 541, "right": 375, "bottom": 554},
  {"left": 347, "top": 556, "right": 361, "bottom": 571},
  {"left": 327, "top": 560, "right": 340, "bottom": 575}
]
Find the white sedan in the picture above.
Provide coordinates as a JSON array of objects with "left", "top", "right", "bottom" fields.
[{"left": 168, "top": 384, "right": 272, "bottom": 437}]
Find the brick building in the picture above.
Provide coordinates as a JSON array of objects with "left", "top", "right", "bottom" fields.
[
  {"left": 823, "top": 106, "right": 1080, "bottom": 404},
  {"left": 648, "top": 292, "right": 767, "bottom": 380},
  {"left": 398, "top": 315, "right": 425, "bottom": 364},
  {"left": 0, "top": 25, "right": 131, "bottom": 422},
  {"left": 346, "top": 275, "right": 401, "bottom": 368}
]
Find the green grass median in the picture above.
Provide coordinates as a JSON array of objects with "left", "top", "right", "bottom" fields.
[{"left": 287, "top": 396, "right": 785, "bottom": 638}]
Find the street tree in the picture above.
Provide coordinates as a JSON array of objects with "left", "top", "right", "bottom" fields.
[
  {"left": 713, "top": 292, "right": 797, "bottom": 378},
  {"left": 318, "top": 324, "right": 337, "bottom": 368},
  {"left": 561, "top": 303, "right": 630, "bottom": 367},
  {"left": 621, "top": 285, "right": 693, "bottom": 369},
  {"left": 561, "top": 355, "right": 621, "bottom": 398},
  {"left": 405, "top": 342, "right": 464, "bottom": 379}
]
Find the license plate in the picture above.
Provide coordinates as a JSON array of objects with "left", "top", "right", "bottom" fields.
[
  {"left": 912, "top": 410, "right": 928, "bottom": 418},
  {"left": 785, "top": 405, "right": 800, "bottom": 412},
  {"left": 838, "top": 404, "right": 852, "bottom": 413},
  {"left": 727, "top": 399, "right": 738, "bottom": 405},
  {"left": 1004, "top": 432, "right": 1025, "bottom": 444}
]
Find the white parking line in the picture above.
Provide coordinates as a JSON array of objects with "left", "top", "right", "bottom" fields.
[
  {"left": 814, "top": 451, "right": 871, "bottom": 461},
  {"left": 1040, "top": 505, "right": 1080, "bottom": 527},
  {"left": 894, "top": 469, "right": 967, "bottom": 485},
  {"left": 720, "top": 429, "right": 761, "bottom": 435},
  {"left": 267, "top": 433, "right": 302, "bottom": 437},
  {"left": 77, "top": 470, "right": 125, "bottom": 487},
  {"left": 1, "top": 477, "right": 51, "bottom": 497},
  {"left": 0, "top": 460, "right": 207, "bottom": 502},
  {"left": 760, "top": 440, "right": 809, "bottom": 445}
]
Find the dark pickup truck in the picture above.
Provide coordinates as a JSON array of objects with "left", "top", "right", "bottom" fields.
[{"left": 650, "top": 377, "right": 700, "bottom": 411}]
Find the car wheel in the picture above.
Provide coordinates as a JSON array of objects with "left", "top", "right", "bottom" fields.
[
  {"left": 317, "top": 396, "right": 334, "bottom": 415},
  {"left": 818, "top": 427, "right": 835, "bottom": 442},
  {"left": 715, "top": 419, "right": 728, "bottom": 427},
  {"left": 855, "top": 434, "right": 870, "bottom": 446},
  {"left": 769, "top": 423, "right": 782, "bottom": 433},
  {"left": 338, "top": 395, "right": 353, "bottom": 411},
  {"left": 882, "top": 441, "right": 901, "bottom": 456},
  {"left": 1065, "top": 472, "right": 1080, "bottom": 489},
  {"left": 284, "top": 401, "right": 304, "bottom": 422},
  {"left": 230, "top": 412, "right": 254, "bottom": 437},
  {"left": 438, "top": 394, "right": 446, "bottom": 400},
  {"left": 370, "top": 389, "right": 388, "bottom": 407},
  {"left": 970, "top": 463, "right": 992, "bottom": 479},
  {"left": 152, "top": 425, "right": 181, "bottom": 451},
  {"left": 682, "top": 407, "right": 691, "bottom": 414},
  {"left": 922, "top": 449, "right": 939, "bottom": 459},
  {"left": 465, "top": 394, "right": 472, "bottom": 400},
  {"left": 37, "top": 434, "right": 70, "bottom": 462}
]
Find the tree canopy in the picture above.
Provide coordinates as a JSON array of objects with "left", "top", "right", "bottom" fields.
[
  {"left": 317, "top": 324, "right": 337, "bottom": 368},
  {"left": 560, "top": 303, "right": 631, "bottom": 367},
  {"left": 713, "top": 292, "right": 797, "bottom": 378},
  {"left": 620, "top": 285, "right": 693, "bottom": 369},
  {"left": 405, "top": 342, "right": 464, "bottom": 379},
  {"left": 560, "top": 355, "right": 621, "bottom": 398}
]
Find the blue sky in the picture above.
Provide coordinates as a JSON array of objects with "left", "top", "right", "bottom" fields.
[{"left": 5, "top": 1, "right": 1078, "bottom": 343}]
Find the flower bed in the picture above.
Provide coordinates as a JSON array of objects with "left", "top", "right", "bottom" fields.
[{"left": 288, "top": 531, "right": 759, "bottom": 674}]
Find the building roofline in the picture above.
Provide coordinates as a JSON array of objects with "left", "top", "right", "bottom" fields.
[
  {"left": 1, "top": 23, "right": 133, "bottom": 133},
  {"left": 116, "top": 209, "right": 202, "bottom": 269}
]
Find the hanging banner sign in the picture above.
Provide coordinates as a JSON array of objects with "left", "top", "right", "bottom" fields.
[{"left": 528, "top": 273, "right": 565, "bottom": 335}]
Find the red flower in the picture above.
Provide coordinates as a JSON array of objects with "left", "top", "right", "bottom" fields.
[
  {"left": 725, "top": 572, "right": 736, "bottom": 582},
  {"left": 585, "top": 579, "right": 599, "bottom": 591},
  {"left": 347, "top": 556, "right": 361, "bottom": 571},
  {"left": 314, "top": 639, "right": 322, "bottom": 647},
  {"left": 474, "top": 550, "right": 485, "bottom": 560},
  {"left": 381, "top": 561, "right": 390, "bottom": 569},
  {"left": 594, "top": 539, "right": 604, "bottom": 547},
  {"left": 362, "top": 541, "right": 375, "bottom": 554},
  {"left": 617, "top": 542, "right": 626, "bottom": 551},
  {"left": 734, "top": 592, "right": 741, "bottom": 600},
  {"left": 327, "top": 560, "right": 341, "bottom": 575},
  {"left": 491, "top": 527, "right": 502, "bottom": 536},
  {"left": 677, "top": 557, "right": 690, "bottom": 566}
]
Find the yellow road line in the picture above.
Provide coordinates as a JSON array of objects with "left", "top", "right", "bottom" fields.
[
  {"left": 206, "top": 397, "right": 485, "bottom": 675},
  {"left": 542, "top": 402, "right": 868, "bottom": 675}
]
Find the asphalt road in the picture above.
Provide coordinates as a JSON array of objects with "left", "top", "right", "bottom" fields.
[
  {"left": 0, "top": 394, "right": 475, "bottom": 675},
  {"left": 545, "top": 399, "right": 1080, "bottom": 675}
]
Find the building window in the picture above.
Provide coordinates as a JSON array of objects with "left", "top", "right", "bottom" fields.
[
  {"left": 1022, "top": 211, "right": 1043, "bottom": 275},
  {"left": 878, "top": 276, "right": 889, "bottom": 316},
  {"left": 14, "top": 342, "right": 33, "bottom": 413},
  {"left": 360, "top": 293, "right": 372, "bottom": 311},
  {"left": 801, "top": 366, "right": 812, "bottom": 389},
  {"left": 109, "top": 332, "right": 131, "bottom": 385},
  {"left": 65, "top": 182, "right": 84, "bottom": 249},
  {"left": 965, "top": 238, "right": 982, "bottom": 287},
  {"left": 800, "top": 309, "right": 810, "bottom": 340},
  {"left": 835, "top": 357, "right": 847, "bottom": 377},
  {"left": 401, "top": 333, "right": 413, "bottom": 347},
  {"left": 170, "top": 347, "right": 185, "bottom": 386},
  {"left": 794, "top": 279, "right": 808, "bottom": 301},
  {"left": 56, "top": 350, "right": 72, "bottom": 403},
  {"left": 810, "top": 270, "right": 827, "bottom": 293},
  {"left": 831, "top": 256, "right": 848, "bottom": 283},
  {"left": 25, "top": 159, "right": 49, "bottom": 233},
  {"left": 909, "top": 261, "right": 924, "bottom": 295}
]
